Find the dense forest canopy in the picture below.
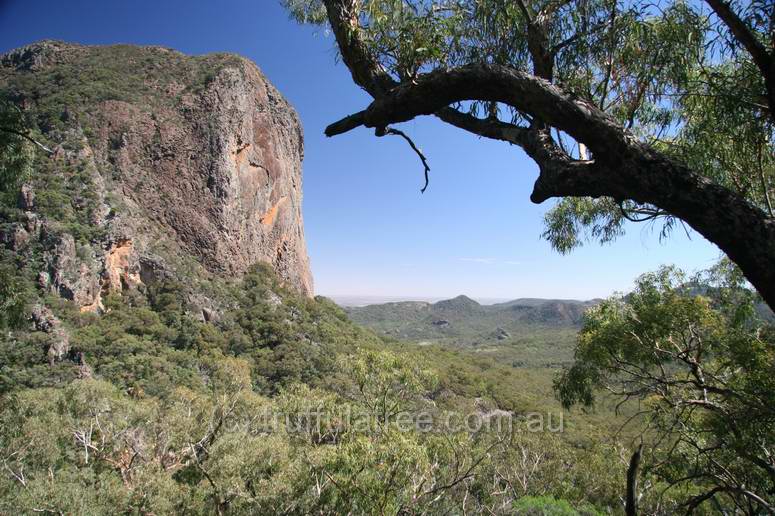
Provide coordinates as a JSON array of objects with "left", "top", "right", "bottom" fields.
[{"left": 285, "top": 0, "right": 775, "bottom": 309}]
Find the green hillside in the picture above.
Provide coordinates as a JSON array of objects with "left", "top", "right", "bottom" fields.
[
  {"left": 0, "top": 259, "right": 639, "bottom": 513},
  {"left": 346, "top": 295, "right": 597, "bottom": 367}
]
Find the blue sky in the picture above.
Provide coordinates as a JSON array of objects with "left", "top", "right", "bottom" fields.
[{"left": 0, "top": 0, "right": 721, "bottom": 300}]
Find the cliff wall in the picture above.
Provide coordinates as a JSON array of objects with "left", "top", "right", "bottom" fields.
[{"left": 0, "top": 41, "right": 313, "bottom": 316}]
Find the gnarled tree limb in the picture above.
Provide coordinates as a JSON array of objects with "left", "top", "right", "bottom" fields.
[
  {"left": 320, "top": 0, "right": 775, "bottom": 311},
  {"left": 324, "top": 63, "right": 631, "bottom": 158}
]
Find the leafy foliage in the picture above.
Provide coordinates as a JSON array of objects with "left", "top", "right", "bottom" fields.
[
  {"left": 0, "top": 98, "right": 34, "bottom": 198},
  {"left": 556, "top": 264, "right": 775, "bottom": 512},
  {"left": 0, "top": 249, "right": 655, "bottom": 514},
  {"left": 285, "top": 0, "right": 774, "bottom": 254},
  {"left": 0, "top": 263, "right": 33, "bottom": 330}
]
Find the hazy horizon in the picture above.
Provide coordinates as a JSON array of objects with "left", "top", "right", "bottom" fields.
[
  {"left": 326, "top": 294, "right": 510, "bottom": 307},
  {"left": 325, "top": 293, "right": 608, "bottom": 307}
]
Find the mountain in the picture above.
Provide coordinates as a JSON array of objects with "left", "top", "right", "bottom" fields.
[
  {"left": 0, "top": 40, "right": 313, "bottom": 319},
  {"left": 345, "top": 295, "right": 599, "bottom": 345}
]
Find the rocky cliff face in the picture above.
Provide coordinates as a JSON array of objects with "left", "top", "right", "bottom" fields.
[{"left": 0, "top": 41, "right": 313, "bottom": 315}]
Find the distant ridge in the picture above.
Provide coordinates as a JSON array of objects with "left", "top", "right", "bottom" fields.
[
  {"left": 328, "top": 295, "right": 510, "bottom": 307},
  {"left": 492, "top": 297, "right": 603, "bottom": 308},
  {"left": 344, "top": 294, "right": 599, "bottom": 344}
]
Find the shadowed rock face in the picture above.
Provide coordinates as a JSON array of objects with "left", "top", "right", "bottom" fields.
[
  {"left": 88, "top": 58, "right": 313, "bottom": 295},
  {"left": 1, "top": 41, "right": 313, "bottom": 306}
]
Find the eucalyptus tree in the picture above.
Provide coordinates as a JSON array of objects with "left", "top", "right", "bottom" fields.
[
  {"left": 556, "top": 264, "right": 775, "bottom": 512},
  {"left": 285, "top": 0, "right": 775, "bottom": 309},
  {"left": 0, "top": 98, "right": 36, "bottom": 194}
]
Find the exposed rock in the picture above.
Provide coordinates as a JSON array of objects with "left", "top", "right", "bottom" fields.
[
  {"left": 492, "top": 327, "right": 510, "bottom": 340},
  {"left": 266, "top": 290, "right": 283, "bottom": 307},
  {"left": 74, "top": 351, "right": 93, "bottom": 379},
  {"left": 0, "top": 224, "right": 29, "bottom": 250},
  {"left": 30, "top": 304, "right": 57, "bottom": 332},
  {"left": 13, "top": 226, "right": 29, "bottom": 249},
  {"left": 37, "top": 271, "right": 50, "bottom": 290},
  {"left": 17, "top": 184, "right": 35, "bottom": 210},
  {"left": 23, "top": 212, "right": 41, "bottom": 235},
  {"left": 0, "top": 40, "right": 65, "bottom": 71},
  {"left": 30, "top": 304, "right": 70, "bottom": 364},
  {"left": 41, "top": 230, "right": 102, "bottom": 308},
  {"left": 91, "top": 44, "right": 312, "bottom": 295},
  {"left": 0, "top": 41, "right": 314, "bottom": 309},
  {"left": 103, "top": 238, "right": 142, "bottom": 293},
  {"left": 138, "top": 256, "right": 172, "bottom": 285},
  {"left": 201, "top": 307, "right": 217, "bottom": 323}
]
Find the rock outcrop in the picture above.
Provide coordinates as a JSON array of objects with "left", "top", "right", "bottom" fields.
[
  {"left": 0, "top": 41, "right": 313, "bottom": 316},
  {"left": 30, "top": 304, "right": 70, "bottom": 364}
]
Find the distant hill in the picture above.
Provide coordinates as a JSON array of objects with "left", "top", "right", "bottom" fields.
[
  {"left": 329, "top": 295, "right": 510, "bottom": 307},
  {"left": 345, "top": 290, "right": 774, "bottom": 370},
  {"left": 345, "top": 295, "right": 599, "bottom": 361}
]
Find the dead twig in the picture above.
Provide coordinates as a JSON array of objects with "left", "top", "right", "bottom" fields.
[{"left": 375, "top": 126, "right": 430, "bottom": 193}]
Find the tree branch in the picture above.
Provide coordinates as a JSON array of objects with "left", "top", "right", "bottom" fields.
[
  {"left": 322, "top": 0, "right": 397, "bottom": 96},
  {"left": 703, "top": 0, "right": 775, "bottom": 118},
  {"left": 703, "top": 0, "right": 770, "bottom": 74},
  {"left": 324, "top": 63, "right": 630, "bottom": 158},
  {"left": 321, "top": 0, "right": 536, "bottom": 149},
  {"left": 324, "top": 111, "right": 365, "bottom": 137},
  {"left": 0, "top": 127, "right": 53, "bottom": 154},
  {"left": 321, "top": 0, "right": 775, "bottom": 311},
  {"left": 433, "top": 108, "right": 532, "bottom": 147},
  {"left": 626, "top": 443, "right": 643, "bottom": 516},
  {"left": 375, "top": 126, "right": 430, "bottom": 193},
  {"left": 514, "top": 0, "right": 533, "bottom": 24},
  {"left": 551, "top": 19, "right": 612, "bottom": 55}
]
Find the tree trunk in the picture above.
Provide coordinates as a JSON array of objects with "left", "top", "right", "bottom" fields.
[
  {"left": 626, "top": 444, "right": 642, "bottom": 516},
  {"left": 532, "top": 146, "right": 775, "bottom": 311}
]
